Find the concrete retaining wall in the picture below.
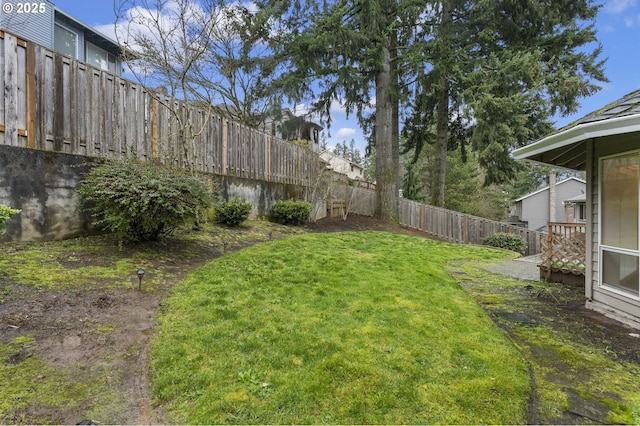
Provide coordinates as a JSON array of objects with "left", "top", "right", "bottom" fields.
[
  {"left": 0, "top": 145, "right": 332, "bottom": 242},
  {"left": 0, "top": 145, "right": 99, "bottom": 241}
]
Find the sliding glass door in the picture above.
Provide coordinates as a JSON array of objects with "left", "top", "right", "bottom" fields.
[{"left": 600, "top": 152, "right": 640, "bottom": 297}]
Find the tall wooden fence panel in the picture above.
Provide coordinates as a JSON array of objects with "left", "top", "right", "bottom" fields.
[
  {"left": 0, "top": 34, "right": 319, "bottom": 187},
  {"left": 399, "top": 199, "right": 544, "bottom": 255},
  {"left": 0, "top": 32, "right": 27, "bottom": 146}
]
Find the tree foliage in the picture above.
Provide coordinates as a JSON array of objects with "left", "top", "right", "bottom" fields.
[
  {"left": 255, "top": 0, "right": 606, "bottom": 215},
  {"left": 114, "top": 0, "right": 283, "bottom": 164},
  {"left": 77, "top": 160, "right": 213, "bottom": 242},
  {"left": 255, "top": 0, "right": 403, "bottom": 220},
  {"left": 401, "top": 0, "right": 606, "bottom": 205}
]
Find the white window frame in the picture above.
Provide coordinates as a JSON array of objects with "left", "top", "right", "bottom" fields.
[
  {"left": 86, "top": 41, "right": 109, "bottom": 71},
  {"left": 598, "top": 150, "right": 640, "bottom": 300},
  {"left": 54, "top": 23, "right": 78, "bottom": 59},
  {"left": 577, "top": 203, "right": 586, "bottom": 222}
]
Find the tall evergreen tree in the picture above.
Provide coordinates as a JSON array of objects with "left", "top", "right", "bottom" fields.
[
  {"left": 257, "top": 0, "right": 605, "bottom": 215},
  {"left": 402, "top": 0, "right": 607, "bottom": 206},
  {"left": 257, "top": 0, "right": 405, "bottom": 221}
]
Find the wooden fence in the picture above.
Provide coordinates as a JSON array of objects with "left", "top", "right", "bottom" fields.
[
  {"left": 399, "top": 198, "right": 544, "bottom": 255},
  {"left": 0, "top": 30, "right": 549, "bottom": 252},
  {"left": 0, "top": 31, "right": 319, "bottom": 186}
]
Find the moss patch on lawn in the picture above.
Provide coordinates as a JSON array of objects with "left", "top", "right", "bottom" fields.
[{"left": 450, "top": 258, "right": 640, "bottom": 425}]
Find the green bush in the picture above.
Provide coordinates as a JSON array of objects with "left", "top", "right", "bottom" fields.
[
  {"left": 77, "top": 159, "right": 212, "bottom": 242},
  {"left": 0, "top": 205, "right": 20, "bottom": 234},
  {"left": 483, "top": 232, "right": 527, "bottom": 254},
  {"left": 215, "top": 198, "right": 252, "bottom": 226},
  {"left": 271, "top": 200, "right": 312, "bottom": 225}
]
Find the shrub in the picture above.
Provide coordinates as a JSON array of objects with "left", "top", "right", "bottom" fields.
[
  {"left": 215, "top": 198, "right": 252, "bottom": 226},
  {"left": 271, "top": 200, "right": 312, "bottom": 225},
  {"left": 77, "top": 159, "right": 212, "bottom": 242},
  {"left": 0, "top": 205, "right": 20, "bottom": 234},
  {"left": 483, "top": 232, "right": 527, "bottom": 254}
]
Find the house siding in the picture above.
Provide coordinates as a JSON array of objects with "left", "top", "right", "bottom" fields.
[
  {"left": 1, "top": 0, "right": 55, "bottom": 48},
  {"left": 519, "top": 178, "right": 586, "bottom": 231},
  {"left": 590, "top": 133, "right": 640, "bottom": 327}
]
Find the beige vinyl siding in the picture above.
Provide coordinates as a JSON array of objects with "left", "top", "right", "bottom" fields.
[
  {"left": 591, "top": 133, "right": 640, "bottom": 324},
  {"left": 587, "top": 138, "right": 597, "bottom": 299}
]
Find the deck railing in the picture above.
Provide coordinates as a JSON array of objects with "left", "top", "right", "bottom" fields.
[{"left": 540, "top": 222, "right": 587, "bottom": 278}]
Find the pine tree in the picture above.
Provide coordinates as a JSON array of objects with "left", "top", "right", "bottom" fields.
[
  {"left": 257, "top": 0, "right": 606, "bottom": 214},
  {"left": 402, "top": 0, "right": 606, "bottom": 206},
  {"left": 258, "top": 0, "right": 403, "bottom": 221}
]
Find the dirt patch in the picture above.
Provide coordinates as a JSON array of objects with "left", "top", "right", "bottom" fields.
[
  {"left": 0, "top": 234, "right": 222, "bottom": 424},
  {"left": 1, "top": 215, "right": 639, "bottom": 424}
]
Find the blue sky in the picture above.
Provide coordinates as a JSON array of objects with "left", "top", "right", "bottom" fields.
[{"left": 52, "top": 0, "right": 640, "bottom": 153}]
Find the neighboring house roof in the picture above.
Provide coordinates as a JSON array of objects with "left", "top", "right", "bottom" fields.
[
  {"left": 320, "top": 150, "right": 363, "bottom": 166},
  {"left": 281, "top": 108, "right": 323, "bottom": 132},
  {"left": 515, "top": 177, "right": 586, "bottom": 203},
  {"left": 513, "top": 89, "right": 640, "bottom": 170}
]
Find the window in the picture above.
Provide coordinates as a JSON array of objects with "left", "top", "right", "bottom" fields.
[
  {"left": 54, "top": 24, "right": 77, "bottom": 58},
  {"left": 600, "top": 152, "right": 640, "bottom": 297},
  {"left": 86, "top": 42, "right": 115, "bottom": 73},
  {"left": 577, "top": 203, "right": 586, "bottom": 222}
]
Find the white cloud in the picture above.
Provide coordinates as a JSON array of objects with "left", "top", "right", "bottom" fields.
[
  {"left": 624, "top": 14, "right": 640, "bottom": 27},
  {"left": 335, "top": 128, "right": 356, "bottom": 138},
  {"left": 604, "top": 0, "right": 637, "bottom": 14}
]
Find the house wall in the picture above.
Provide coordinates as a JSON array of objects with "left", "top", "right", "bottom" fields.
[
  {"left": 587, "top": 133, "right": 640, "bottom": 329},
  {"left": 520, "top": 178, "right": 586, "bottom": 231},
  {"left": 320, "top": 152, "right": 364, "bottom": 180},
  {"left": 1, "top": 0, "right": 55, "bottom": 48}
]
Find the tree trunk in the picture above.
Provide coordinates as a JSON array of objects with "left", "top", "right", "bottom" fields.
[
  {"left": 431, "top": 80, "right": 449, "bottom": 207},
  {"left": 430, "top": 2, "right": 452, "bottom": 208},
  {"left": 375, "top": 29, "right": 399, "bottom": 222}
]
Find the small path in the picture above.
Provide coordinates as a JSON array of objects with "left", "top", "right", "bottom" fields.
[{"left": 484, "top": 254, "right": 541, "bottom": 282}]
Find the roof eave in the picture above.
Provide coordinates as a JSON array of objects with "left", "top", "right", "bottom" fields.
[{"left": 514, "top": 113, "right": 640, "bottom": 161}]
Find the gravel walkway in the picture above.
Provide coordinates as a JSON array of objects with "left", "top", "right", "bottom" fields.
[{"left": 484, "top": 254, "right": 542, "bottom": 281}]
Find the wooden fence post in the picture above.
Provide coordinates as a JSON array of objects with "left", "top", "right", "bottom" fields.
[
  {"left": 26, "top": 41, "right": 36, "bottom": 148},
  {"left": 222, "top": 117, "right": 228, "bottom": 175},
  {"left": 266, "top": 136, "right": 271, "bottom": 182}
]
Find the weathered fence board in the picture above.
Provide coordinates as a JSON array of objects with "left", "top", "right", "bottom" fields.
[
  {"left": 0, "top": 34, "right": 321, "bottom": 188},
  {"left": 399, "top": 199, "right": 544, "bottom": 255}
]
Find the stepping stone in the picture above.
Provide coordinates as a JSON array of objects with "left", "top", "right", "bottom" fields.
[{"left": 493, "top": 311, "right": 536, "bottom": 324}]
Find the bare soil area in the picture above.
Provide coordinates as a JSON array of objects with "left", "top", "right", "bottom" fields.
[{"left": 1, "top": 215, "right": 638, "bottom": 424}]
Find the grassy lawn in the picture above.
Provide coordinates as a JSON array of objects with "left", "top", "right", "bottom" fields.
[
  {"left": 151, "top": 231, "right": 530, "bottom": 424},
  {"left": 450, "top": 258, "right": 640, "bottom": 424}
]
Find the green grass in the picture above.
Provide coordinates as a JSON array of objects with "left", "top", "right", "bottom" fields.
[
  {"left": 450, "top": 258, "right": 640, "bottom": 424},
  {"left": 151, "top": 231, "right": 529, "bottom": 424},
  {"left": 0, "top": 221, "right": 305, "bottom": 292},
  {"left": 0, "top": 335, "right": 99, "bottom": 424}
]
